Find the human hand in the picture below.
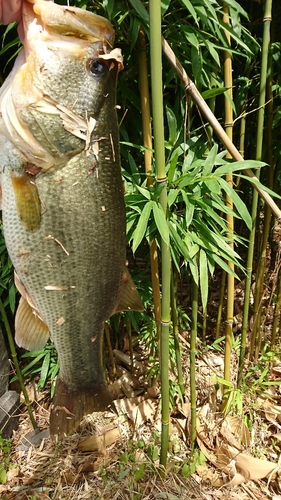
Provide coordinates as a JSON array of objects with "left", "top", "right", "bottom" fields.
[{"left": 0, "top": 0, "right": 22, "bottom": 24}]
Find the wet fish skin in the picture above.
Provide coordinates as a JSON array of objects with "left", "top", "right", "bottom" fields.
[{"left": 0, "top": 0, "right": 142, "bottom": 439}]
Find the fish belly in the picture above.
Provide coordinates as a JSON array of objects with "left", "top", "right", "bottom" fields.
[{"left": 1, "top": 134, "right": 126, "bottom": 438}]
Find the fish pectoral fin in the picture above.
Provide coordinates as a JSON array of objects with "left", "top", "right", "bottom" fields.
[
  {"left": 49, "top": 378, "right": 116, "bottom": 440},
  {"left": 113, "top": 269, "right": 144, "bottom": 314},
  {"left": 15, "top": 297, "right": 50, "bottom": 351},
  {"left": 11, "top": 171, "right": 41, "bottom": 231}
]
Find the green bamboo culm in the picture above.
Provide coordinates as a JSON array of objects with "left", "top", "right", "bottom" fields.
[
  {"left": 248, "top": 0, "right": 272, "bottom": 360},
  {"left": 137, "top": 28, "right": 162, "bottom": 344},
  {"left": 149, "top": 0, "right": 171, "bottom": 469},
  {"left": 190, "top": 275, "right": 198, "bottom": 451},
  {"left": 0, "top": 297, "right": 37, "bottom": 430},
  {"left": 171, "top": 268, "right": 184, "bottom": 396},
  {"left": 216, "top": 271, "right": 226, "bottom": 339},
  {"left": 271, "top": 269, "right": 281, "bottom": 349},
  {"left": 222, "top": 1, "right": 234, "bottom": 414},
  {"left": 251, "top": 66, "right": 274, "bottom": 355}
]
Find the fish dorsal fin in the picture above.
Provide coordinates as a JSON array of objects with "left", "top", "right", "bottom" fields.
[
  {"left": 15, "top": 297, "right": 50, "bottom": 351},
  {"left": 113, "top": 269, "right": 144, "bottom": 314},
  {"left": 14, "top": 273, "right": 50, "bottom": 350}
]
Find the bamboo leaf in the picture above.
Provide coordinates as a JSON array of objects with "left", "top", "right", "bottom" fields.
[
  {"left": 180, "top": 0, "right": 198, "bottom": 24},
  {"left": 203, "top": 144, "right": 218, "bottom": 175},
  {"left": 152, "top": 202, "right": 169, "bottom": 246},
  {"left": 212, "top": 254, "right": 238, "bottom": 278},
  {"left": 132, "top": 201, "right": 153, "bottom": 253},
  {"left": 214, "top": 160, "right": 266, "bottom": 177},
  {"left": 199, "top": 249, "right": 208, "bottom": 311},
  {"left": 167, "top": 150, "right": 179, "bottom": 182},
  {"left": 135, "top": 184, "right": 152, "bottom": 200},
  {"left": 169, "top": 221, "right": 190, "bottom": 262},
  {"left": 167, "top": 188, "right": 179, "bottom": 207},
  {"left": 38, "top": 351, "right": 50, "bottom": 389},
  {"left": 202, "top": 87, "right": 228, "bottom": 100},
  {"left": 204, "top": 179, "right": 221, "bottom": 194},
  {"left": 128, "top": 0, "right": 149, "bottom": 25},
  {"left": 181, "top": 190, "right": 194, "bottom": 228},
  {"left": 166, "top": 107, "right": 178, "bottom": 145},
  {"left": 238, "top": 175, "right": 281, "bottom": 200},
  {"left": 189, "top": 259, "right": 199, "bottom": 285},
  {"left": 218, "top": 178, "right": 252, "bottom": 230}
]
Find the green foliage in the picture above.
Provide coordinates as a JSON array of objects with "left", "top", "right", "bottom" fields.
[
  {"left": 0, "top": 223, "right": 17, "bottom": 315},
  {"left": 0, "top": 432, "right": 16, "bottom": 485},
  {"left": 11, "top": 342, "right": 59, "bottom": 398},
  {"left": 181, "top": 450, "right": 206, "bottom": 477},
  {"left": 0, "top": 0, "right": 281, "bottom": 446}
]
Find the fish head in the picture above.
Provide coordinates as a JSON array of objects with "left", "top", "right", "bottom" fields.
[{"left": 0, "top": 0, "right": 123, "bottom": 170}]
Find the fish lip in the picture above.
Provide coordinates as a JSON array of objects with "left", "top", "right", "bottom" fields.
[{"left": 23, "top": 0, "right": 116, "bottom": 58}]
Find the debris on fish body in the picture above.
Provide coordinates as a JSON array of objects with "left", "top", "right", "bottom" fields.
[{"left": 0, "top": 0, "right": 143, "bottom": 440}]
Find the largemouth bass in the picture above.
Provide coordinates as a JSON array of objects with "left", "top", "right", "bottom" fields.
[{"left": 0, "top": 0, "right": 143, "bottom": 439}]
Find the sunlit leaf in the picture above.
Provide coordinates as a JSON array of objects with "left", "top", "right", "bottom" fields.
[
  {"left": 199, "top": 249, "right": 208, "bottom": 311},
  {"left": 152, "top": 202, "right": 169, "bottom": 246},
  {"left": 218, "top": 177, "right": 252, "bottom": 230},
  {"left": 132, "top": 201, "right": 152, "bottom": 253}
]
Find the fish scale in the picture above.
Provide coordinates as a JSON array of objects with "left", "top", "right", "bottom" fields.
[{"left": 0, "top": 0, "right": 143, "bottom": 439}]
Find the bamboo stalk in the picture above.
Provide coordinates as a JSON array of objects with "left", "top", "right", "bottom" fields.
[
  {"left": 0, "top": 297, "right": 37, "bottom": 430},
  {"left": 271, "top": 269, "right": 281, "bottom": 349},
  {"left": 190, "top": 274, "right": 198, "bottom": 451},
  {"left": 137, "top": 28, "right": 162, "bottom": 343},
  {"left": 171, "top": 267, "right": 184, "bottom": 396},
  {"left": 161, "top": 37, "right": 281, "bottom": 219},
  {"left": 252, "top": 65, "right": 274, "bottom": 359},
  {"left": 149, "top": 0, "right": 171, "bottom": 469},
  {"left": 216, "top": 271, "right": 226, "bottom": 339},
  {"left": 249, "top": 0, "right": 273, "bottom": 359},
  {"left": 222, "top": 1, "right": 234, "bottom": 414}
]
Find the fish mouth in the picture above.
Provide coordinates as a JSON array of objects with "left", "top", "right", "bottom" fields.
[
  {"left": 0, "top": 0, "right": 123, "bottom": 169},
  {"left": 23, "top": 0, "right": 115, "bottom": 53}
]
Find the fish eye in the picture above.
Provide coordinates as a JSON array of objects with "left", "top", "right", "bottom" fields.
[{"left": 88, "top": 59, "right": 107, "bottom": 76}]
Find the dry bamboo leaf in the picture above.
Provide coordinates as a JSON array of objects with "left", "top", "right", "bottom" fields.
[
  {"left": 259, "top": 398, "right": 281, "bottom": 423},
  {"left": 196, "top": 465, "right": 224, "bottom": 487},
  {"left": 114, "top": 395, "right": 147, "bottom": 414},
  {"left": 172, "top": 416, "right": 188, "bottom": 442},
  {"left": 226, "top": 445, "right": 278, "bottom": 480},
  {"left": 196, "top": 433, "right": 221, "bottom": 469},
  {"left": 215, "top": 444, "right": 237, "bottom": 475},
  {"left": 225, "top": 416, "right": 251, "bottom": 447},
  {"left": 113, "top": 349, "right": 145, "bottom": 372},
  {"left": 224, "top": 473, "right": 247, "bottom": 486},
  {"left": 126, "top": 399, "right": 156, "bottom": 427},
  {"left": 220, "top": 420, "right": 244, "bottom": 452},
  {"left": 78, "top": 427, "right": 120, "bottom": 451}
]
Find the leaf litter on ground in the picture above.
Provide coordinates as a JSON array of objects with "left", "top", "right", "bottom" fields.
[{"left": 2, "top": 335, "right": 281, "bottom": 499}]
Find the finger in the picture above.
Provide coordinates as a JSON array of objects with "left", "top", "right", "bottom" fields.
[{"left": 0, "top": 0, "right": 22, "bottom": 24}]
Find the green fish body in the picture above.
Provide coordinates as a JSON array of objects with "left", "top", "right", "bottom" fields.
[{"left": 0, "top": 0, "right": 142, "bottom": 439}]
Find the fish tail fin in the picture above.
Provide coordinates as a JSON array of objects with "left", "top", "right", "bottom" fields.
[{"left": 49, "top": 378, "right": 115, "bottom": 440}]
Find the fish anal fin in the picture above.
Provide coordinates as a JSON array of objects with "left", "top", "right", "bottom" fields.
[
  {"left": 113, "top": 269, "right": 144, "bottom": 314},
  {"left": 11, "top": 171, "right": 41, "bottom": 231},
  {"left": 15, "top": 297, "right": 50, "bottom": 350},
  {"left": 49, "top": 378, "right": 115, "bottom": 440}
]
